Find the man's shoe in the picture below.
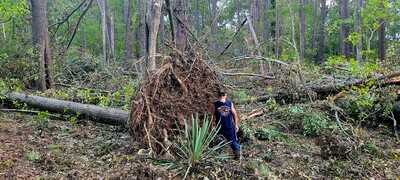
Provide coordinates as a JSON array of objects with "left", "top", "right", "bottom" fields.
[{"left": 233, "top": 150, "right": 241, "bottom": 161}]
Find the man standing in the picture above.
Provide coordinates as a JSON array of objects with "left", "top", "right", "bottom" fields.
[{"left": 212, "top": 90, "right": 241, "bottom": 160}]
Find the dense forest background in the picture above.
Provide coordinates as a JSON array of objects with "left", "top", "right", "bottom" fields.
[
  {"left": 1, "top": 0, "right": 399, "bottom": 84},
  {"left": 0, "top": 0, "right": 400, "bottom": 179}
]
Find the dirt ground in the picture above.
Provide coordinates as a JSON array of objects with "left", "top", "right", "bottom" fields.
[{"left": 0, "top": 111, "right": 399, "bottom": 179}]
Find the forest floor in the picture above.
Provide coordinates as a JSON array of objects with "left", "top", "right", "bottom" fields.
[{"left": 1, "top": 108, "right": 399, "bottom": 179}]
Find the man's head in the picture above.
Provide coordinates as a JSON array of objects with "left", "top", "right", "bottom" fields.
[{"left": 218, "top": 90, "right": 227, "bottom": 99}]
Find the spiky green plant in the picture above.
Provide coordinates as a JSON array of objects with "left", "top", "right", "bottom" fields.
[{"left": 156, "top": 114, "right": 229, "bottom": 179}]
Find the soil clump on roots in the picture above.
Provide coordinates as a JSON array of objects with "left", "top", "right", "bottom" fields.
[{"left": 128, "top": 52, "right": 222, "bottom": 153}]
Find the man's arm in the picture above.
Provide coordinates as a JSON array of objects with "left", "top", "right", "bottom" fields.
[{"left": 231, "top": 103, "right": 240, "bottom": 132}]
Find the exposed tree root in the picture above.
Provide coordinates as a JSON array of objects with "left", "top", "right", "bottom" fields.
[{"left": 128, "top": 52, "right": 222, "bottom": 153}]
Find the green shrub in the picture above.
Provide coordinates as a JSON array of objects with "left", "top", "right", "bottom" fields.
[
  {"left": 336, "top": 84, "right": 396, "bottom": 124},
  {"left": 24, "top": 150, "right": 41, "bottom": 162},
  {"left": 231, "top": 89, "right": 250, "bottom": 104},
  {"left": 255, "top": 126, "right": 287, "bottom": 141},
  {"left": 265, "top": 98, "right": 278, "bottom": 111},
  {"left": 324, "top": 55, "right": 380, "bottom": 78},
  {"left": 34, "top": 111, "right": 49, "bottom": 130},
  {"left": 361, "top": 141, "right": 379, "bottom": 156},
  {"left": 302, "top": 112, "right": 330, "bottom": 136},
  {"left": 237, "top": 123, "right": 254, "bottom": 143},
  {"left": 155, "top": 115, "right": 228, "bottom": 179}
]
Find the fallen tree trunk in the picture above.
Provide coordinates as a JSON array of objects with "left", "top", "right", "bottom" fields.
[
  {"left": 5, "top": 92, "right": 128, "bottom": 125},
  {"left": 309, "top": 72, "right": 400, "bottom": 95},
  {"left": 248, "top": 71, "right": 400, "bottom": 103}
]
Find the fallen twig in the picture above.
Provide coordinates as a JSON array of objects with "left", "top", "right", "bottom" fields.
[
  {"left": 221, "top": 72, "right": 274, "bottom": 79},
  {"left": 232, "top": 56, "right": 289, "bottom": 66},
  {"left": 389, "top": 112, "right": 399, "bottom": 139},
  {"left": 0, "top": 108, "right": 62, "bottom": 119}
]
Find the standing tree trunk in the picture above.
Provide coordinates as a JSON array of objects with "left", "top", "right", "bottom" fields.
[
  {"left": 97, "top": 0, "right": 107, "bottom": 63},
  {"left": 108, "top": 12, "right": 115, "bottom": 59},
  {"left": 235, "top": 0, "right": 242, "bottom": 54},
  {"left": 147, "top": 0, "right": 162, "bottom": 71},
  {"left": 311, "top": 0, "right": 318, "bottom": 50},
  {"left": 378, "top": 1, "right": 385, "bottom": 64},
  {"left": 354, "top": 0, "right": 363, "bottom": 62},
  {"left": 378, "top": 18, "right": 385, "bottom": 63},
  {"left": 339, "top": 0, "right": 350, "bottom": 58},
  {"left": 123, "top": 0, "right": 133, "bottom": 64},
  {"left": 79, "top": 3, "right": 87, "bottom": 58},
  {"left": 247, "top": 14, "right": 264, "bottom": 74},
  {"left": 174, "top": 0, "right": 187, "bottom": 51},
  {"left": 158, "top": 6, "right": 165, "bottom": 53},
  {"left": 316, "top": 0, "right": 327, "bottom": 62},
  {"left": 274, "top": 0, "right": 281, "bottom": 59},
  {"left": 138, "top": 0, "right": 147, "bottom": 57},
  {"left": 263, "top": 0, "right": 270, "bottom": 42},
  {"left": 30, "top": 0, "right": 54, "bottom": 90},
  {"left": 210, "top": 0, "right": 218, "bottom": 51},
  {"left": 250, "top": 0, "right": 261, "bottom": 35},
  {"left": 299, "top": 0, "right": 306, "bottom": 62},
  {"left": 235, "top": 0, "right": 241, "bottom": 27},
  {"left": 194, "top": 0, "right": 201, "bottom": 34}
]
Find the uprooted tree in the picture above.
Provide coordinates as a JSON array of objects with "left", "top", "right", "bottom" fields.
[{"left": 128, "top": 52, "right": 223, "bottom": 153}]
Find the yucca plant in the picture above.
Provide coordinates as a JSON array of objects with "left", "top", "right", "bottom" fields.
[{"left": 155, "top": 114, "right": 229, "bottom": 179}]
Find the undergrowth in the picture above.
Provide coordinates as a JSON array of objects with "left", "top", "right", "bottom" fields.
[{"left": 154, "top": 115, "right": 228, "bottom": 179}]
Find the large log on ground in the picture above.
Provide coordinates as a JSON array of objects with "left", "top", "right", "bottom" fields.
[
  {"left": 248, "top": 71, "right": 400, "bottom": 103},
  {"left": 5, "top": 92, "right": 128, "bottom": 125}
]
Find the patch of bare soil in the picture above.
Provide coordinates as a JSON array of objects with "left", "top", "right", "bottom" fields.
[
  {"left": 0, "top": 111, "right": 399, "bottom": 179},
  {"left": 0, "top": 113, "right": 169, "bottom": 179}
]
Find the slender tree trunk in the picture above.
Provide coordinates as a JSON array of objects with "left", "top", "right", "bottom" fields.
[
  {"left": 97, "top": 0, "right": 108, "bottom": 63},
  {"left": 378, "top": 19, "right": 385, "bottom": 63},
  {"left": 158, "top": 7, "right": 165, "bottom": 53},
  {"left": 211, "top": 0, "right": 218, "bottom": 50},
  {"left": 339, "top": 0, "right": 350, "bottom": 58},
  {"left": 263, "top": 0, "right": 270, "bottom": 41},
  {"left": 30, "top": 0, "right": 54, "bottom": 90},
  {"left": 123, "top": 0, "right": 133, "bottom": 64},
  {"left": 80, "top": 3, "right": 87, "bottom": 57},
  {"left": 317, "top": 0, "right": 327, "bottom": 62},
  {"left": 236, "top": 0, "right": 241, "bottom": 27},
  {"left": 247, "top": 14, "right": 264, "bottom": 74},
  {"left": 138, "top": 0, "right": 147, "bottom": 57},
  {"left": 148, "top": 0, "right": 162, "bottom": 71},
  {"left": 274, "top": 0, "right": 281, "bottom": 59},
  {"left": 311, "top": 0, "right": 318, "bottom": 50},
  {"left": 354, "top": 0, "right": 363, "bottom": 62},
  {"left": 174, "top": 0, "right": 187, "bottom": 51},
  {"left": 165, "top": 0, "right": 175, "bottom": 43},
  {"left": 299, "top": 0, "right": 306, "bottom": 62},
  {"left": 107, "top": 12, "right": 115, "bottom": 59},
  {"left": 235, "top": 0, "right": 242, "bottom": 54},
  {"left": 194, "top": 0, "right": 201, "bottom": 34},
  {"left": 250, "top": 0, "right": 261, "bottom": 35}
]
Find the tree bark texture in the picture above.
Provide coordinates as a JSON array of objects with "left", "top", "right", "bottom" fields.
[
  {"left": 378, "top": 18, "right": 385, "bottom": 63},
  {"left": 317, "top": 0, "right": 327, "bottom": 62},
  {"left": 354, "top": 0, "right": 363, "bottom": 62},
  {"left": 299, "top": 0, "right": 306, "bottom": 62},
  {"left": 6, "top": 92, "right": 128, "bottom": 125},
  {"left": 174, "top": 0, "right": 187, "bottom": 51},
  {"left": 138, "top": 0, "right": 147, "bottom": 57},
  {"left": 210, "top": 0, "right": 218, "bottom": 50},
  {"left": 148, "top": 0, "right": 162, "bottom": 71},
  {"left": 123, "top": 0, "right": 133, "bottom": 64},
  {"left": 311, "top": 0, "right": 318, "bottom": 50},
  {"left": 30, "top": 0, "right": 54, "bottom": 91},
  {"left": 339, "top": 0, "right": 350, "bottom": 58}
]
